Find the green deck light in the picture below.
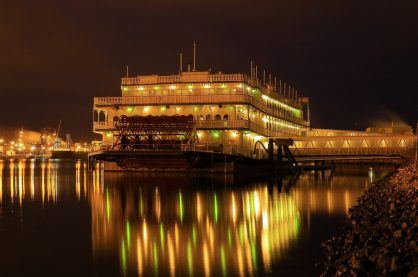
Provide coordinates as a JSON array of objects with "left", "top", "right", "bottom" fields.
[
  {"left": 211, "top": 130, "right": 221, "bottom": 139},
  {"left": 126, "top": 106, "right": 134, "bottom": 113}
]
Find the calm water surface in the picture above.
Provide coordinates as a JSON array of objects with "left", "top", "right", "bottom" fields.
[{"left": 0, "top": 160, "right": 395, "bottom": 276}]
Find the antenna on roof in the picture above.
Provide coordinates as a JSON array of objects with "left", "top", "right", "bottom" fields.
[
  {"left": 250, "top": 61, "right": 253, "bottom": 79},
  {"left": 179, "top": 52, "right": 183, "bottom": 73},
  {"left": 263, "top": 70, "right": 266, "bottom": 84},
  {"left": 274, "top": 77, "right": 277, "bottom": 92},
  {"left": 193, "top": 41, "right": 197, "bottom": 71},
  {"left": 126, "top": 65, "right": 129, "bottom": 77}
]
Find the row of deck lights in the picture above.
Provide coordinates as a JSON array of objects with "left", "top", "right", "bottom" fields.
[
  {"left": 124, "top": 83, "right": 236, "bottom": 91},
  {"left": 262, "top": 116, "right": 301, "bottom": 130},
  {"left": 123, "top": 105, "right": 302, "bottom": 131},
  {"left": 122, "top": 83, "right": 300, "bottom": 112}
]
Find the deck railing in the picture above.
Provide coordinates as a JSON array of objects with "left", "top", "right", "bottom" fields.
[
  {"left": 93, "top": 119, "right": 291, "bottom": 138},
  {"left": 94, "top": 93, "right": 308, "bottom": 126},
  {"left": 122, "top": 73, "right": 246, "bottom": 85}
]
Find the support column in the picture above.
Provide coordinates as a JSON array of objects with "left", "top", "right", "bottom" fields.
[{"left": 268, "top": 138, "right": 274, "bottom": 160}]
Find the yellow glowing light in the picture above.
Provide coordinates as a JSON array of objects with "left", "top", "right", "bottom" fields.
[
  {"left": 237, "top": 83, "right": 243, "bottom": 88},
  {"left": 105, "top": 132, "right": 112, "bottom": 138},
  {"left": 197, "top": 131, "right": 203, "bottom": 138},
  {"left": 231, "top": 132, "right": 238, "bottom": 138},
  {"left": 188, "top": 84, "right": 193, "bottom": 89},
  {"left": 203, "top": 84, "right": 211, "bottom": 89},
  {"left": 138, "top": 86, "right": 145, "bottom": 91},
  {"left": 169, "top": 84, "right": 177, "bottom": 90},
  {"left": 143, "top": 106, "right": 150, "bottom": 112},
  {"left": 175, "top": 107, "right": 181, "bottom": 112}
]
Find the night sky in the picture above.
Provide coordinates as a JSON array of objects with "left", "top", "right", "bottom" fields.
[{"left": 1, "top": 0, "right": 417, "bottom": 140}]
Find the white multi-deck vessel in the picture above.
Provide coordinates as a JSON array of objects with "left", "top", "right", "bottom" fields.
[{"left": 91, "top": 59, "right": 311, "bottom": 170}]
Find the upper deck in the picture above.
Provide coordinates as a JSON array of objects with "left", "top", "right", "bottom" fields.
[{"left": 121, "top": 71, "right": 302, "bottom": 109}]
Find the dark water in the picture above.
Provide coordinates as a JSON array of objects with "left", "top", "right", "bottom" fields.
[{"left": 0, "top": 160, "right": 396, "bottom": 276}]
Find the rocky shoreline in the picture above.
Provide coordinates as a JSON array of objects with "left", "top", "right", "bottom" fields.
[{"left": 321, "top": 161, "right": 417, "bottom": 276}]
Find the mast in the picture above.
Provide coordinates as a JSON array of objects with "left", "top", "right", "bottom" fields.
[{"left": 193, "top": 41, "right": 197, "bottom": 71}]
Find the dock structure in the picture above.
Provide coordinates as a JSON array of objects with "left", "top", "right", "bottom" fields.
[
  {"left": 291, "top": 128, "right": 415, "bottom": 162},
  {"left": 90, "top": 67, "right": 416, "bottom": 172}
]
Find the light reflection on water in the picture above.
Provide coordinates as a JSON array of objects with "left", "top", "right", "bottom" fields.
[{"left": 0, "top": 160, "right": 395, "bottom": 275}]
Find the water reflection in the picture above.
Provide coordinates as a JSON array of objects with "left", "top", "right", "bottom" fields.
[
  {"left": 0, "top": 160, "right": 395, "bottom": 275},
  {"left": 91, "top": 176, "right": 300, "bottom": 276}
]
